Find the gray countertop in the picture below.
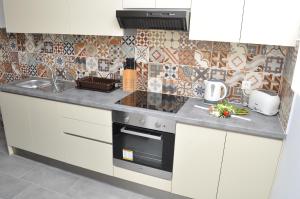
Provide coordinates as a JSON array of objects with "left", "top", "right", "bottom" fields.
[{"left": 0, "top": 78, "right": 286, "bottom": 140}]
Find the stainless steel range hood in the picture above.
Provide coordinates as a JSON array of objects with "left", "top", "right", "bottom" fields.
[{"left": 116, "top": 10, "right": 190, "bottom": 31}]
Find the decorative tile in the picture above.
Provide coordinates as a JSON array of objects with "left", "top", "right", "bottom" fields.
[
  {"left": 264, "top": 56, "right": 284, "bottom": 74},
  {"left": 122, "top": 36, "right": 135, "bottom": 47},
  {"left": 37, "top": 64, "right": 47, "bottom": 77},
  {"left": 64, "top": 42, "right": 75, "bottom": 56},
  {"left": 163, "top": 65, "right": 178, "bottom": 80},
  {"left": 56, "top": 67, "right": 67, "bottom": 79},
  {"left": 162, "top": 48, "right": 179, "bottom": 65},
  {"left": 225, "top": 70, "right": 245, "bottom": 87},
  {"left": 148, "top": 78, "right": 163, "bottom": 93},
  {"left": 74, "top": 57, "right": 86, "bottom": 71},
  {"left": 73, "top": 35, "right": 85, "bottom": 43},
  {"left": 98, "top": 59, "right": 110, "bottom": 72},
  {"left": 162, "top": 79, "right": 177, "bottom": 94},
  {"left": 86, "top": 57, "right": 98, "bottom": 71},
  {"left": 195, "top": 50, "right": 211, "bottom": 67},
  {"left": 149, "top": 47, "right": 165, "bottom": 63},
  {"left": 279, "top": 78, "right": 294, "bottom": 131},
  {"left": 262, "top": 73, "right": 282, "bottom": 93},
  {"left": 122, "top": 45, "right": 135, "bottom": 58},
  {"left": 109, "top": 45, "right": 123, "bottom": 61},
  {"left": 43, "top": 54, "right": 55, "bottom": 67},
  {"left": 210, "top": 68, "right": 227, "bottom": 81},
  {"left": 109, "top": 37, "right": 122, "bottom": 45},
  {"left": 53, "top": 42, "right": 65, "bottom": 55},
  {"left": 176, "top": 80, "right": 194, "bottom": 97},
  {"left": 227, "top": 44, "right": 247, "bottom": 70},
  {"left": 10, "top": 52, "right": 19, "bottom": 64},
  {"left": 245, "top": 55, "right": 265, "bottom": 72},
  {"left": 179, "top": 32, "right": 196, "bottom": 50},
  {"left": 54, "top": 55, "right": 65, "bottom": 68},
  {"left": 179, "top": 49, "right": 195, "bottom": 66},
  {"left": 136, "top": 30, "right": 149, "bottom": 47},
  {"left": 64, "top": 56, "right": 76, "bottom": 68},
  {"left": 164, "top": 31, "right": 180, "bottom": 49},
  {"left": 148, "top": 63, "right": 163, "bottom": 78},
  {"left": 227, "top": 86, "right": 243, "bottom": 103},
  {"left": 97, "top": 44, "right": 109, "bottom": 59},
  {"left": 85, "top": 43, "right": 98, "bottom": 57},
  {"left": 246, "top": 44, "right": 265, "bottom": 59},
  {"left": 282, "top": 47, "right": 297, "bottom": 84},
  {"left": 191, "top": 66, "right": 210, "bottom": 82},
  {"left": 16, "top": 34, "right": 26, "bottom": 51},
  {"left": 44, "top": 42, "right": 53, "bottom": 53},
  {"left": 148, "top": 30, "right": 165, "bottom": 48},
  {"left": 196, "top": 41, "right": 213, "bottom": 51},
  {"left": 135, "top": 46, "right": 149, "bottom": 64},
  {"left": 18, "top": 52, "right": 28, "bottom": 65},
  {"left": 211, "top": 51, "right": 228, "bottom": 68},
  {"left": 178, "top": 65, "right": 194, "bottom": 82},
  {"left": 245, "top": 72, "right": 264, "bottom": 90},
  {"left": 64, "top": 35, "right": 76, "bottom": 43},
  {"left": 27, "top": 64, "right": 38, "bottom": 76},
  {"left": 212, "top": 42, "right": 230, "bottom": 52},
  {"left": 136, "top": 62, "right": 148, "bottom": 91},
  {"left": 192, "top": 82, "right": 205, "bottom": 98}
]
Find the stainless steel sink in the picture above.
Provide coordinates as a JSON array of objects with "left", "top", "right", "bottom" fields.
[{"left": 16, "top": 79, "right": 52, "bottom": 89}]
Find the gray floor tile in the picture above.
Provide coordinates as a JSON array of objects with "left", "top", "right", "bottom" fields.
[
  {"left": 0, "top": 153, "right": 37, "bottom": 178},
  {"left": 66, "top": 177, "right": 153, "bottom": 199},
  {"left": 13, "top": 185, "right": 70, "bottom": 199},
  {"left": 0, "top": 173, "right": 31, "bottom": 199},
  {"left": 22, "top": 164, "right": 79, "bottom": 194}
]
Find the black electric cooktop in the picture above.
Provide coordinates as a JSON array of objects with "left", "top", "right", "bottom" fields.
[{"left": 116, "top": 91, "right": 189, "bottom": 113}]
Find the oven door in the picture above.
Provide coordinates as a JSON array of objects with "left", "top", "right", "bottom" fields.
[{"left": 113, "top": 122, "right": 175, "bottom": 180}]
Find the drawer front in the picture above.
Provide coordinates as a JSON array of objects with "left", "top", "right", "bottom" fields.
[
  {"left": 61, "top": 117, "right": 112, "bottom": 143},
  {"left": 63, "top": 132, "right": 113, "bottom": 176},
  {"left": 58, "top": 102, "right": 112, "bottom": 126}
]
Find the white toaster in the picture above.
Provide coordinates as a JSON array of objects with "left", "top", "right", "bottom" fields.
[{"left": 248, "top": 90, "right": 280, "bottom": 116}]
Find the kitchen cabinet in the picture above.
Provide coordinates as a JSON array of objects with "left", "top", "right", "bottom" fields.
[
  {"left": 58, "top": 102, "right": 113, "bottom": 175},
  {"left": 240, "top": 0, "right": 300, "bottom": 46},
  {"left": 189, "top": 0, "right": 244, "bottom": 42},
  {"left": 217, "top": 132, "right": 282, "bottom": 199},
  {"left": 70, "top": 0, "right": 123, "bottom": 36},
  {"left": 0, "top": 93, "right": 32, "bottom": 152},
  {"left": 3, "top": 0, "right": 70, "bottom": 34},
  {"left": 172, "top": 124, "right": 226, "bottom": 199},
  {"left": 0, "top": 0, "right": 5, "bottom": 28},
  {"left": 123, "top": 0, "right": 155, "bottom": 8},
  {"left": 123, "top": 0, "right": 191, "bottom": 9}
]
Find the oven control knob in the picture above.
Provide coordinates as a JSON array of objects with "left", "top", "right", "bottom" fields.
[
  {"left": 124, "top": 116, "right": 130, "bottom": 123},
  {"left": 155, "top": 122, "right": 162, "bottom": 128}
]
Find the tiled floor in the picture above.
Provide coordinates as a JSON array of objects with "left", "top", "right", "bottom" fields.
[{"left": 0, "top": 124, "right": 187, "bottom": 199}]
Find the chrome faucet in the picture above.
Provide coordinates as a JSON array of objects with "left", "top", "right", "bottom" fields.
[{"left": 47, "top": 66, "right": 60, "bottom": 92}]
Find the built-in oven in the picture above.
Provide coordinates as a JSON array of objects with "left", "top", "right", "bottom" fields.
[{"left": 112, "top": 111, "right": 175, "bottom": 180}]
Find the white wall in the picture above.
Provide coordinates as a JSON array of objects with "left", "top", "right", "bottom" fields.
[
  {"left": 271, "top": 94, "right": 300, "bottom": 199},
  {"left": 0, "top": 0, "right": 5, "bottom": 28}
]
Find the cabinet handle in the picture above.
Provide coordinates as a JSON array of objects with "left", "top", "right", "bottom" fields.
[{"left": 63, "top": 132, "right": 112, "bottom": 145}]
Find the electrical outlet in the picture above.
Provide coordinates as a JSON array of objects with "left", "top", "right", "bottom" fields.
[{"left": 242, "top": 80, "right": 252, "bottom": 90}]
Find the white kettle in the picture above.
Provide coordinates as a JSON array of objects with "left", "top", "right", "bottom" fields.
[{"left": 204, "top": 80, "right": 228, "bottom": 104}]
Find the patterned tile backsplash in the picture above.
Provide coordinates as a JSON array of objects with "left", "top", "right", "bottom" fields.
[{"left": 0, "top": 28, "right": 294, "bottom": 104}]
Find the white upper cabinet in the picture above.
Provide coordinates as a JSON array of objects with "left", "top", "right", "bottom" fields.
[
  {"left": 156, "top": 0, "right": 191, "bottom": 8},
  {"left": 240, "top": 0, "right": 300, "bottom": 46},
  {"left": 189, "top": 0, "right": 244, "bottom": 42},
  {"left": 123, "top": 0, "right": 191, "bottom": 9},
  {"left": 3, "top": 0, "right": 70, "bottom": 34},
  {"left": 0, "top": 0, "right": 5, "bottom": 28},
  {"left": 70, "top": 0, "right": 123, "bottom": 36},
  {"left": 123, "top": 0, "right": 156, "bottom": 8}
]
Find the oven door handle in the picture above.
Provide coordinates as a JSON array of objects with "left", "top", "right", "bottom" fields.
[{"left": 120, "top": 127, "right": 162, "bottom": 141}]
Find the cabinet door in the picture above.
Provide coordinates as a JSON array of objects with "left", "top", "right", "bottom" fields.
[
  {"left": 240, "top": 0, "right": 300, "bottom": 46},
  {"left": 189, "top": 0, "right": 244, "bottom": 42},
  {"left": 172, "top": 124, "right": 226, "bottom": 199},
  {"left": 123, "top": 0, "right": 155, "bottom": 8},
  {"left": 3, "top": 0, "right": 70, "bottom": 34},
  {"left": 29, "top": 98, "right": 65, "bottom": 161},
  {"left": 0, "top": 0, "right": 5, "bottom": 28},
  {"left": 156, "top": 0, "right": 191, "bottom": 9},
  {"left": 217, "top": 132, "right": 282, "bottom": 199},
  {"left": 0, "top": 93, "right": 32, "bottom": 151},
  {"left": 70, "top": 0, "right": 123, "bottom": 36}
]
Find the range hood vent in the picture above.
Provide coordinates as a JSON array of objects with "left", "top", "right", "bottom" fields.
[{"left": 116, "top": 10, "right": 190, "bottom": 31}]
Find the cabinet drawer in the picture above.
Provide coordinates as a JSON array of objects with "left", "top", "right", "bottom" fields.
[
  {"left": 63, "top": 132, "right": 113, "bottom": 176},
  {"left": 61, "top": 117, "right": 112, "bottom": 143},
  {"left": 58, "top": 102, "right": 112, "bottom": 126}
]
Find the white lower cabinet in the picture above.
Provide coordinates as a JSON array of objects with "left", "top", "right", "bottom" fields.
[
  {"left": 0, "top": 93, "right": 32, "bottom": 151},
  {"left": 172, "top": 123, "right": 226, "bottom": 199},
  {"left": 217, "top": 132, "right": 283, "bottom": 199}
]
